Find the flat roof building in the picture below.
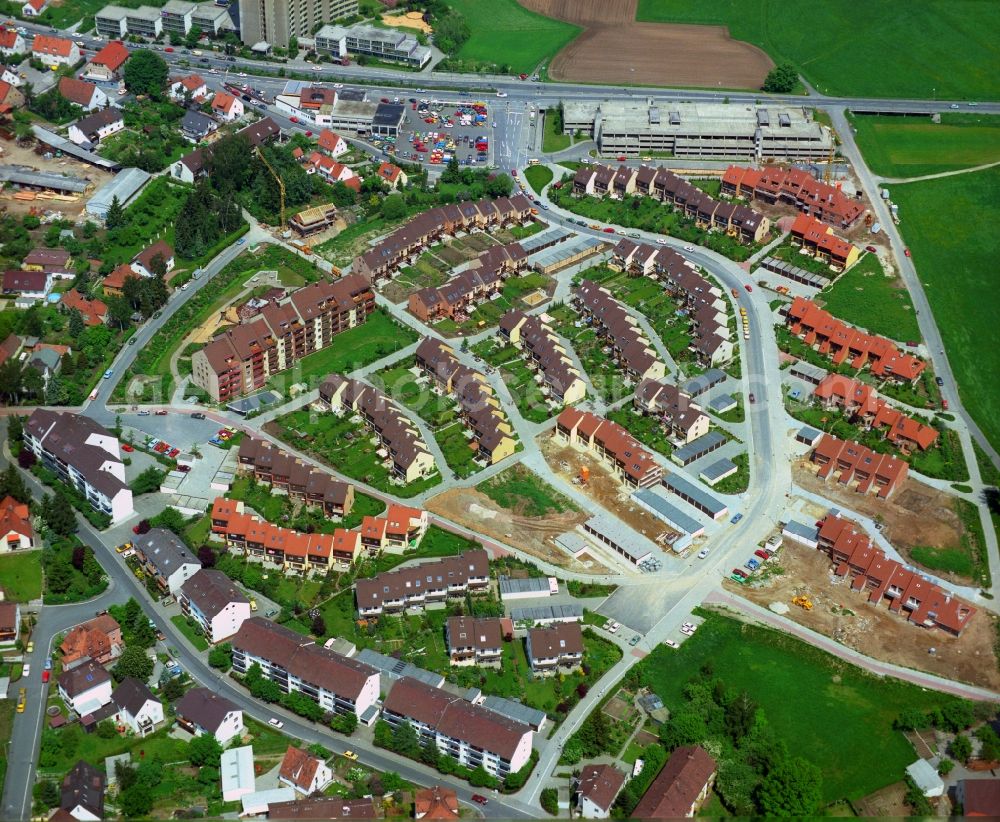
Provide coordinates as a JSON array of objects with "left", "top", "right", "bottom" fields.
[
  {"left": 86, "top": 167, "right": 150, "bottom": 219},
  {"left": 661, "top": 471, "right": 728, "bottom": 520},
  {"left": 315, "top": 21, "right": 431, "bottom": 67}
]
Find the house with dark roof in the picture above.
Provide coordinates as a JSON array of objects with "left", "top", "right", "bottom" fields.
[
  {"left": 499, "top": 310, "right": 587, "bottom": 406},
  {"left": 0, "top": 601, "right": 20, "bottom": 646},
  {"left": 24, "top": 410, "right": 133, "bottom": 523},
  {"left": 61, "top": 761, "right": 105, "bottom": 822},
  {"left": 445, "top": 616, "right": 503, "bottom": 667},
  {"left": 133, "top": 528, "right": 202, "bottom": 595},
  {"left": 555, "top": 407, "right": 662, "bottom": 489},
  {"left": 180, "top": 108, "right": 218, "bottom": 143},
  {"left": 230, "top": 618, "right": 379, "bottom": 719},
  {"left": 526, "top": 622, "right": 584, "bottom": 674},
  {"left": 577, "top": 764, "right": 626, "bottom": 818},
  {"left": 58, "top": 660, "right": 113, "bottom": 717},
  {"left": 130, "top": 239, "right": 175, "bottom": 278},
  {"left": 632, "top": 745, "right": 716, "bottom": 819},
  {"left": 958, "top": 779, "right": 1000, "bottom": 817},
  {"left": 67, "top": 107, "right": 124, "bottom": 148},
  {"left": 23, "top": 246, "right": 73, "bottom": 278},
  {"left": 279, "top": 746, "right": 333, "bottom": 795},
  {"left": 382, "top": 677, "right": 533, "bottom": 778},
  {"left": 174, "top": 687, "right": 244, "bottom": 745},
  {"left": 179, "top": 569, "right": 252, "bottom": 643},
  {"left": 267, "top": 796, "right": 377, "bottom": 819},
  {"left": 355, "top": 550, "right": 489, "bottom": 617},
  {"left": 2, "top": 269, "right": 52, "bottom": 304},
  {"left": 112, "top": 677, "right": 163, "bottom": 736}
]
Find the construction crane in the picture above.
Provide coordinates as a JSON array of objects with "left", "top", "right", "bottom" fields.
[
  {"left": 822, "top": 143, "right": 835, "bottom": 185},
  {"left": 253, "top": 145, "right": 285, "bottom": 229}
]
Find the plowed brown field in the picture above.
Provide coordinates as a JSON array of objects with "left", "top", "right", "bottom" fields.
[{"left": 520, "top": 0, "right": 773, "bottom": 88}]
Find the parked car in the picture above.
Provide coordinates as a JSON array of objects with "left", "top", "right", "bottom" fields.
[
  {"left": 471, "top": 795, "right": 489, "bottom": 806},
  {"left": 865, "top": 245, "right": 877, "bottom": 253},
  {"left": 137, "top": 410, "right": 150, "bottom": 416},
  {"left": 603, "top": 227, "right": 615, "bottom": 234},
  {"left": 732, "top": 567, "right": 748, "bottom": 578},
  {"left": 191, "top": 412, "right": 206, "bottom": 419},
  {"left": 155, "top": 409, "right": 167, "bottom": 416},
  {"left": 664, "top": 639, "right": 679, "bottom": 648},
  {"left": 697, "top": 548, "right": 710, "bottom": 559},
  {"left": 942, "top": 399, "right": 949, "bottom": 410},
  {"left": 935, "top": 376, "right": 944, "bottom": 386},
  {"left": 745, "top": 284, "right": 753, "bottom": 292},
  {"left": 42, "top": 670, "right": 50, "bottom": 683},
  {"left": 731, "top": 513, "right": 743, "bottom": 524},
  {"left": 609, "top": 622, "right": 620, "bottom": 634},
  {"left": 748, "top": 393, "right": 755, "bottom": 403},
  {"left": 904, "top": 247, "right": 911, "bottom": 257},
  {"left": 755, "top": 549, "right": 769, "bottom": 560},
  {"left": 268, "top": 718, "right": 283, "bottom": 728}
]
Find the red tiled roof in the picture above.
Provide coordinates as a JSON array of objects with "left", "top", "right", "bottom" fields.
[
  {"left": 414, "top": 786, "right": 459, "bottom": 819},
  {"left": 0, "top": 495, "right": 31, "bottom": 541},
  {"left": 212, "top": 91, "right": 239, "bottom": 113},
  {"left": 32, "top": 34, "right": 72, "bottom": 58},
  {"left": 633, "top": 746, "right": 716, "bottom": 819},
  {"left": 317, "top": 129, "right": 344, "bottom": 153},
  {"left": 103, "top": 263, "right": 137, "bottom": 291},
  {"left": 58, "top": 76, "right": 99, "bottom": 106},
  {"left": 0, "top": 30, "right": 20, "bottom": 49},
  {"left": 60, "top": 288, "right": 107, "bottom": 326},
  {"left": 91, "top": 40, "right": 129, "bottom": 71},
  {"left": 377, "top": 161, "right": 402, "bottom": 183},
  {"left": 279, "top": 746, "right": 325, "bottom": 792}
]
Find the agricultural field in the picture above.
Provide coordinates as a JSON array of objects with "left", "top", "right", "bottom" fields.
[
  {"left": 850, "top": 114, "right": 1000, "bottom": 178},
  {"left": 892, "top": 167, "right": 1000, "bottom": 453},
  {"left": 636, "top": 0, "right": 1000, "bottom": 100},
  {"left": 441, "top": 0, "right": 580, "bottom": 73},
  {"left": 638, "top": 610, "right": 965, "bottom": 803},
  {"left": 819, "top": 253, "right": 921, "bottom": 342}
]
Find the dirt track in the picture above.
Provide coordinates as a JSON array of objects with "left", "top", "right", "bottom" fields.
[
  {"left": 519, "top": 0, "right": 773, "bottom": 88},
  {"left": 731, "top": 540, "right": 1000, "bottom": 691}
]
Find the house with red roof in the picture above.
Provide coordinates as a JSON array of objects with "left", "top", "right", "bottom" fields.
[
  {"left": 414, "top": 786, "right": 459, "bottom": 820},
  {"left": 317, "top": 129, "right": 348, "bottom": 158},
  {"left": 306, "top": 152, "right": 358, "bottom": 186},
  {"left": 0, "top": 29, "right": 25, "bottom": 57},
  {"left": 789, "top": 213, "right": 859, "bottom": 270},
  {"left": 810, "top": 433, "right": 908, "bottom": 499},
  {"left": 817, "top": 514, "right": 976, "bottom": 635},
  {"left": 22, "top": 0, "right": 47, "bottom": 16},
  {"left": 58, "top": 77, "right": 108, "bottom": 112},
  {"left": 211, "top": 91, "right": 244, "bottom": 122},
  {"left": 0, "top": 496, "right": 33, "bottom": 551},
  {"left": 85, "top": 41, "right": 129, "bottom": 81},
  {"left": 278, "top": 746, "right": 333, "bottom": 795},
  {"left": 376, "top": 161, "right": 407, "bottom": 190},
  {"left": 169, "top": 74, "right": 207, "bottom": 102},
  {"left": 0, "top": 79, "right": 23, "bottom": 111},
  {"left": 556, "top": 407, "right": 662, "bottom": 488},
  {"left": 31, "top": 34, "right": 79, "bottom": 67},
  {"left": 102, "top": 263, "right": 137, "bottom": 298},
  {"left": 61, "top": 289, "right": 108, "bottom": 327},
  {"left": 632, "top": 746, "right": 716, "bottom": 818}
]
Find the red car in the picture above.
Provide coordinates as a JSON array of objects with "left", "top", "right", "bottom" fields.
[
  {"left": 904, "top": 247, "right": 911, "bottom": 257},
  {"left": 121, "top": 444, "right": 134, "bottom": 452},
  {"left": 42, "top": 670, "right": 50, "bottom": 683},
  {"left": 511, "top": 169, "right": 518, "bottom": 177},
  {"left": 471, "top": 795, "right": 489, "bottom": 806},
  {"left": 289, "top": 116, "right": 299, "bottom": 123},
  {"left": 755, "top": 549, "right": 769, "bottom": 560},
  {"left": 744, "top": 284, "right": 752, "bottom": 292},
  {"left": 155, "top": 409, "right": 167, "bottom": 416},
  {"left": 942, "top": 399, "right": 949, "bottom": 410},
  {"left": 603, "top": 227, "right": 615, "bottom": 234},
  {"left": 616, "top": 155, "right": 626, "bottom": 162},
  {"left": 865, "top": 245, "right": 877, "bottom": 253},
  {"left": 165, "top": 47, "right": 174, "bottom": 53},
  {"left": 168, "top": 448, "right": 180, "bottom": 458},
  {"left": 732, "top": 568, "right": 748, "bottom": 578},
  {"left": 177, "top": 464, "right": 191, "bottom": 472},
  {"left": 519, "top": 73, "right": 528, "bottom": 80},
  {"left": 305, "top": 131, "right": 312, "bottom": 137}
]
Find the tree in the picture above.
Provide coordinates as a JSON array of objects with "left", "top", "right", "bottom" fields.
[
  {"left": 725, "top": 690, "right": 758, "bottom": 743},
  {"left": 7, "top": 413, "right": 23, "bottom": 447},
  {"left": 659, "top": 710, "right": 707, "bottom": 752},
  {"left": 762, "top": 62, "right": 799, "bottom": 94},
  {"left": 106, "top": 294, "right": 133, "bottom": 329},
  {"left": 715, "top": 759, "right": 758, "bottom": 817},
  {"left": 0, "top": 464, "right": 29, "bottom": 503},
  {"left": 197, "top": 545, "right": 216, "bottom": 567},
  {"left": 381, "top": 194, "right": 407, "bottom": 220},
  {"left": 976, "top": 725, "right": 1000, "bottom": 761},
  {"left": 188, "top": 734, "right": 223, "bottom": 768},
  {"left": 373, "top": 720, "right": 393, "bottom": 748},
  {"left": 311, "top": 613, "right": 326, "bottom": 636},
  {"left": 755, "top": 757, "right": 823, "bottom": 817},
  {"left": 67, "top": 307, "right": 85, "bottom": 339},
  {"left": 131, "top": 467, "right": 166, "bottom": 495},
  {"left": 392, "top": 719, "right": 420, "bottom": 758},
  {"left": 484, "top": 174, "right": 514, "bottom": 198},
  {"left": 96, "top": 719, "right": 117, "bottom": 739},
  {"left": 941, "top": 700, "right": 975, "bottom": 732},
  {"left": 40, "top": 490, "right": 77, "bottom": 537},
  {"left": 949, "top": 733, "right": 973, "bottom": 763},
  {"left": 44, "top": 375, "right": 69, "bottom": 406},
  {"left": 330, "top": 711, "right": 357, "bottom": 736},
  {"left": 938, "top": 759, "right": 954, "bottom": 775},
  {"left": 105, "top": 195, "right": 126, "bottom": 229},
  {"left": 208, "top": 643, "right": 232, "bottom": 671},
  {"left": 113, "top": 645, "right": 154, "bottom": 683},
  {"left": 162, "top": 677, "right": 184, "bottom": 700},
  {"left": 124, "top": 50, "right": 169, "bottom": 96},
  {"left": 419, "top": 735, "right": 439, "bottom": 766},
  {"left": 540, "top": 788, "right": 559, "bottom": 816},
  {"left": 35, "top": 780, "right": 60, "bottom": 810},
  {"left": 183, "top": 25, "right": 203, "bottom": 50}
]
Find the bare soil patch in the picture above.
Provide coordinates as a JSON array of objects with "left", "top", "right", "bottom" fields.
[
  {"left": 852, "top": 783, "right": 910, "bottom": 819},
  {"left": 0, "top": 137, "right": 112, "bottom": 218},
  {"left": 794, "top": 459, "right": 970, "bottom": 581},
  {"left": 520, "top": 0, "right": 773, "bottom": 88},
  {"left": 729, "top": 539, "right": 1000, "bottom": 691},
  {"left": 540, "top": 434, "right": 678, "bottom": 546},
  {"left": 425, "top": 485, "right": 608, "bottom": 573}
]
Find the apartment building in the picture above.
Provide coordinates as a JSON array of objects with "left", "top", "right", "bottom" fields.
[
  {"left": 94, "top": 5, "right": 162, "bottom": 38},
  {"left": 563, "top": 100, "right": 833, "bottom": 160},
  {"left": 134, "top": 528, "right": 202, "bottom": 595},
  {"left": 353, "top": 195, "right": 533, "bottom": 283},
  {"left": 576, "top": 164, "right": 769, "bottom": 245},
  {"left": 314, "top": 21, "right": 431, "bottom": 68},
  {"left": 526, "top": 622, "right": 584, "bottom": 675},
  {"left": 786, "top": 297, "right": 925, "bottom": 383},
  {"left": 382, "top": 677, "right": 533, "bottom": 777},
  {"left": 409, "top": 242, "right": 527, "bottom": 323},
  {"left": 445, "top": 616, "right": 503, "bottom": 667},
  {"left": 499, "top": 310, "right": 587, "bottom": 406},
  {"left": 555, "top": 407, "right": 662, "bottom": 488},
  {"left": 24, "top": 410, "right": 133, "bottom": 523},
  {"left": 239, "top": 0, "right": 358, "bottom": 47},
  {"left": 235, "top": 437, "right": 353, "bottom": 518},
  {"left": 574, "top": 279, "right": 665, "bottom": 382},
  {"left": 179, "top": 569, "right": 252, "bottom": 643},
  {"left": 210, "top": 498, "right": 362, "bottom": 572},
  {"left": 231, "top": 617, "right": 380, "bottom": 718},
  {"left": 319, "top": 374, "right": 436, "bottom": 483},
  {"left": 355, "top": 549, "right": 490, "bottom": 617},
  {"left": 789, "top": 214, "right": 859, "bottom": 271},
  {"left": 814, "top": 374, "right": 939, "bottom": 452},
  {"left": 633, "top": 746, "right": 717, "bottom": 818},
  {"left": 633, "top": 378, "right": 710, "bottom": 444},
  {"left": 810, "top": 434, "right": 909, "bottom": 499},
  {"left": 817, "top": 515, "right": 976, "bottom": 634},
  {"left": 721, "top": 165, "right": 865, "bottom": 229},
  {"left": 358, "top": 504, "right": 428, "bottom": 552},
  {"left": 191, "top": 274, "right": 375, "bottom": 402},
  {"left": 415, "top": 338, "right": 516, "bottom": 466}
]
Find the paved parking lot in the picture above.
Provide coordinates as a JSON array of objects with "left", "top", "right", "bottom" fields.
[{"left": 375, "top": 94, "right": 495, "bottom": 170}]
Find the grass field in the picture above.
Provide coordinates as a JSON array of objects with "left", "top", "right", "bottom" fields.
[
  {"left": 638, "top": 610, "right": 962, "bottom": 803},
  {"left": 892, "top": 167, "right": 1000, "bottom": 453},
  {"left": 476, "top": 464, "right": 579, "bottom": 517},
  {"left": 524, "top": 165, "right": 554, "bottom": 195},
  {"left": 170, "top": 615, "right": 209, "bottom": 651},
  {"left": 442, "top": 0, "right": 580, "bottom": 73},
  {"left": 0, "top": 552, "right": 42, "bottom": 602},
  {"left": 850, "top": 114, "right": 1000, "bottom": 178},
  {"left": 820, "top": 253, "right": 921, "bottom": 342},
  {"left": 542, "top": 112, "right": 571, "bottom": 153},
  {"left": 635, "top": 0, "right": 1000, "bottom": 100}
]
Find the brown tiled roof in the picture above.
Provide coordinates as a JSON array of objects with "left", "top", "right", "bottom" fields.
[
  {"left": 578, "top": 764, "right": 626, "bottom": 812},
  {"left": 527, "top": 622, "right": 583, "bottom": 660},
  {"left": 58, "top": 76, "right": 98, "bottom": 106},
  {"left": 414, "top": 786, "right": 459, "bottom": 819},
  {"left": 632, "top": 745, "right": 716, "bottom": 819},
  {"left": 180, "top": 569, "right": 248, "bottom": 620},
  {"left": 355, "top": 550, "right": 489, "bottom": 611},
  {"left": 279, "top": 746, "right": 325, "bottom": 792},
  {"left": 174, "top": 687, "right": 240, "bottom": 733},
  {"left": 267, "top": 797, "right": 376, "bottom": 819}
]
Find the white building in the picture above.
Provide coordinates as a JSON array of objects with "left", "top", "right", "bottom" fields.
[
  {"left": 133, "top": 528, "right": 202, "bottom": 596},
  {"left": 31, "top": 34, "right": 80, "bottom": 66},
  {"left": 22, "top": 0, "right": 48, "bottom": 18},
  {"left": 179, "top": 569, "right": 252, "bottom": 643},
  {"left": 278, "top": 746, "right": 333, "bottom": 796},
  {"left": 68, "top": 108, "right": 125, "bottom": 148},
  {"left": 175, "top": 687, "right": 244, "bottom": 745},
  {"left": 382, "top": 677, "right": 533, "bottom": 778},
  {"left": 221, "top": 745, "right": 256, "bottom": 802},
  {"left": 112, "top": 677, "right": 164, "bottom": 737},
  {"left": 0, "top": 30, "right": 26, "bottom": 57},
  {"left": 577, "top": 764, "right": 626, "bottom": 819},
  {"left": 314, "top": 22, "right": 432, "bottom": 68},
  {"left": 231, "top": 618, "right": 380, "bottom": 719},
  {"left": 58, "top": 660, "right": 113, "bottom": 717},
  {"left": 211, "top": 92, "right": 244, "bottom": 122},
  {"left": 24, "top": 410, "right": 133, "bottom": 524}
]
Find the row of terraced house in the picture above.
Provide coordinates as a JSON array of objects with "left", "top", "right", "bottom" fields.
[
  {"left": 499, "top": 310, "right": 588, "bottom": 406},
  {"left": 414, "top": 338, "right": 518, "bottom": 465},
  {"left": 352, "top": 195, "right": 534, "bottom": 284},
  {"left": 191, "top": 274, "right": 375, "bottom": 402},
  {"left": 572, "top": 164, "right": 770, "bottom": 244},
  {"left": 611, "top": 240, "right": 735, "bottom": 366},
  {"left": 555, "top": 407, "right": 662, "bottom": 488},
  {"left": 319, "top": 374, "right": 437, "bottom": 482},
  {"left": 408, "top": 242, "right": 528, "bottom": 323}
]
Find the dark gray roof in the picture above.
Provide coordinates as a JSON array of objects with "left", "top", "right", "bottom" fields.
[
  {"left": 174, "top": 687, "right": 240, "bottom": 733},
  {"left": 58, "top": 659, "right": 111, "bottom": 698},
  {"left": 181, "top": 569, "right": 248, "bottom": 619},
  {"left": 25, "top": 409, "right": 127, "bottom": 499},
  {"left": 61, "top": 760, "right": 105, "bottom": 818},
  {"left": 135, "top": 528, "right": 201, "bottom": 578},
  {"left": 181, "top": 109, "right": 216, "bottom": 136},
  {"left": 633, "top": 488, "right": 703, "bottom": 535},
  {"left": 113, "top": 677, "right": 158, "bottom": 715},
  {"left": 660, "top": 471, "right": 727, "bottom": 517},
  {"left": 372, "top": 102, "right": 404, "bottom": 127},
  {"left": 700, "top": 457, "right": 737, "bottom": 482}
]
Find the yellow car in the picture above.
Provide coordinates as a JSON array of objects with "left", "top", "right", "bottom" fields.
[
  {"left": 16, "top": 688, "right": 26, "bottom": 713},
  {"left": 26, "top": 641, "right": 33, "bottom": 654},
  {"left": 343, "top": 751, "right": 359, "bottom": 761},
  {"left": 249, "top": 599, "right": 258, "bottom": 612},
  {"left": 116, "top": 541, "right": 133, "bottom": 553}
]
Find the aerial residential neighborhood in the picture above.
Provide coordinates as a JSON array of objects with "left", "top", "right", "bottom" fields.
[{"left": 0, "top": 2, "right": 996, "bottom": 821}]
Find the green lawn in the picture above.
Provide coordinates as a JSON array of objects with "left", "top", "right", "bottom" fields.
[
  {"left": 524, "top": 165, "right": 554, "bottom": 195},
  {"left": 170, "top": 615, "right": 209, "bottom": 651},
  {"left": 508, "top": 221, "right": 545, "bottom": 240},
  {"left": 0, "top": 552, "right": 42, "bottom": 602},
  {"left": 607, "top": 407, "right": 676, "bottom": 458},
  {"left": 891, "top": 167, "right": 1000, "bottom": 452},
  {"left": 548, "top": 304, "right": 632, "bottom": 403},
  {"left": 636, "top": 0, "right": 1000, "bottom": 100},
  {"left": 542, "top": 112, "right": 571, "bottom": 153},
  {"left": 476, "top": 464, "right": 580, "bottom": 517},
  {"left": 372, "top": 358, "right": 459, "bottom": 429},
  {"left": 638, "top": 610, "right": 964, "bottom": 803},
  {"left": 850, "top": 113, "right": 1000, "bottom": 178},
  {"left": 471, "top": 338, "right": 558, "bottom": 423},
  {"left": 436, "top": 421, "right": 488, "bottom": 479},
  {"left": 709, "top": 451, "right": 750, "bottom": 494},
  {"left": 441, "top": 0, "right": 581, "bottom": 73},
  {"left": 819, "top": 253, "right": 921, "bottom": 342}
]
